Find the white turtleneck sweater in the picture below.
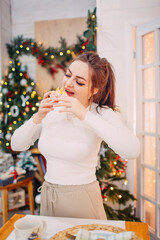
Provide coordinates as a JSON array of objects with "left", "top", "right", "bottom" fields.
[{"left": 11, "top": 104, "right": 140, "bottom": 185}]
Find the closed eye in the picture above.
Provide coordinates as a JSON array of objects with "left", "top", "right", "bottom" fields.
[
  {"left": 64, "top": 73, "right": 70, "bottom": 77},
  {"left": 76, "top": 81, "right": 85, "bottom": 86}
]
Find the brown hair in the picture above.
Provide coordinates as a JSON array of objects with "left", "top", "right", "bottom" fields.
[{"left": 75, "top": 52, "right": 117, "bottom": 111}]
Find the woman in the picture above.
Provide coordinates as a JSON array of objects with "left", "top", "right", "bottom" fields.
[{"left": 11, "top": 52, "right": 140, "bottom": 220}]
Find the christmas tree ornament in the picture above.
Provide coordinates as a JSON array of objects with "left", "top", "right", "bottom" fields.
[
  {"left": 5, "top": 133, "right": 11, "bottom": 141},
  {"left": 4, "top": 113, "right": 8, "bottom": 124},
  {"left": 21, "top": 95, "right": 30, "bottom": 107},
  {"left": 10, "top": 105, "right": 19, "bottom": 117},
  {"left": 26, "top": 86, "right": 32, "bottom": 92},
  {"left": 2, "top": 88, "right": 8, "bottom": 95},
  {"left": 8, "top": 73, "right": 12, "bottom": 79},
  {"left": 10, "top": 79, "right": 14, "bottom": 86},
  {"left": 25, "top": 106, "right": 30, "bottom": 112},
  {"left": 4, "top": 101, "right": 8, "bottom": 108},
  {"left": 0, "top": 132, "right": 4, "bottom": 138},
  {"left": 20, "top": 79, "right": 27, "bottom": 86}
]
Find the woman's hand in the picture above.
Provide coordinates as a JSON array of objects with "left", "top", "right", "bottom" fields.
[
  {"left": 33, "top": 91, "right": 54, "bottom": 124},
  {"left": 52, "top": 96, "right": 87, "bottom": 120}
]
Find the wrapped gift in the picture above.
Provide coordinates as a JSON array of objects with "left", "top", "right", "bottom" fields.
[{"left": 0, "top": 168, "right": 35, "bottom": 186}]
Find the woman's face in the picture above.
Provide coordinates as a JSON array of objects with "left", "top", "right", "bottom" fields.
[{"left": 62, "top": 60, "right": 92, "bottom": 107}]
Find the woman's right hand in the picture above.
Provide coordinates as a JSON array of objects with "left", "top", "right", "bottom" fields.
[{"left": 32, "top": 91, "right": 54, "bottom": 124}]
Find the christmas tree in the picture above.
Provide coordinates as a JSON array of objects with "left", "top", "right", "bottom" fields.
[
  {"left": 96, "top": 142, "right": 140, "bottom": 221},
  {"left": 0, "top": 58, "right": 40, "bottom": 153}
]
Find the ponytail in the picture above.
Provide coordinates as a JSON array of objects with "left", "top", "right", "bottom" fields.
[{"left": 75, "top": 52, "right": 117, "bottom": 111}]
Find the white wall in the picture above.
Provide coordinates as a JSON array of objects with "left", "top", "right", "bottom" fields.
[
  {"left": 97, "top": 0, "right": 160, "bottom": 195},
  {"left": 10, "top": 0, "right": 96, "bottom": 81},
  {"left": 0, "top": 0, "right": 12, "bottom": 78}
]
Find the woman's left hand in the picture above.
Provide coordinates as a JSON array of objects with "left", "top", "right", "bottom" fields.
[{"left": 52, "top": 96, "right": 87, "bottom": 120}]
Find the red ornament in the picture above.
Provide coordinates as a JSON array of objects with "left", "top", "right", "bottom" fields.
[
  {"left": 23, "top": 41, "right": 28, "bottom": 47},
  {"left": 38, "top": 56, "right": 45, "bottom": 66},
  {"left": 28, "top": 102, "right": 33, "bottom": 108},
  {"left": 32, "top": 47, "right": 38, "bottom": 55},
  {"left": 82, "top": 39, "right": 90, "bottom": 47},
  {"left": 24, "top": 72, "right": 29, "bottom": 79},
  {"left": 7, "top": 91, "right": 14, "bottom": 98},
  {"left": 7, "top": 145, "right": 12, "bottom": 151}
]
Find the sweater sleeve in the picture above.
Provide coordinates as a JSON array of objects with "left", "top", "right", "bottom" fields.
[
  {"left": 11, "top": 117, "right": 42, "bottom": 152},
  {"left": 83, "top": 108, "right": 140, "bottom": 159}
]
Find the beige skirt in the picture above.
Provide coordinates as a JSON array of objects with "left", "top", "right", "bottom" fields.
[{"left": 39, "top": 180, "right": 107, "bottom": 220}]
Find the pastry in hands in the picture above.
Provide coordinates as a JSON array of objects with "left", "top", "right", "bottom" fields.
[{"left": 50, "top": 87, "right": 67, "bottom": 102}]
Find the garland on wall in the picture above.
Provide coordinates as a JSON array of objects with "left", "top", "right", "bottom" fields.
[{"left": 6, "top": 8, "right": 97, "bottom": 78}]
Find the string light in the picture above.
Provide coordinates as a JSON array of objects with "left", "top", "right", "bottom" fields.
[
  {"left": 13, "top": 121, "right": 17, "bottom": 124},
  {"left": 6, "top": 142, "right": 9, "bottom": 146},
  {"left": 20, "top": 45, "right": 23, "bottom": 48},
  {"left": 31, "top": 82, "right": 35, "bottom": 86},
  {"left": 9, "top": 61, "right": 12, "bottom": 64},
  {"left": 38, "top": 96, "right": 41, "bottom": 100},
  {"left": 51, "top": 55, "right": 54, "bottom": 59},
  {"left": 0, "top": 130, "right": 2, "bottom": 133},
  {"left": 117, "top": 172, "right": 122, "bottom": 176},
  {"left": 4, "top": 82, "right": 7, "bottom": 85},
  {"left": 82, "top": 46, "right": 85, "bottom": 50},
  {"left": 60, "top": 52, "right": 63, "bottom": 56},
  {"left": 26, "top": 47, "right": 30, "bottom": 51},
  {"left": 15, "top": 91, "right": 18, "bottom": 95},
  {"left": 112, "top": 172, "right": 116, "bottom": 176},
  {"left": 7, "top": 105, "right": 10, "bottom": 108},
  {"left": 32, "top": 107, "right": 36, "bottom": 111},
  {"left": 16, "top": 50, "right": 19, "bottom": 54},
  {"left": 124, "top": 179, "right": 128, "bottom": 185},
  {"left": 8, "top": 126, "right": 12, "bottom": 130},
  {"left": 67, "top": 50, "right": 71, "bottom": 54},
  {"left": 0, "top": 93, "right": 2, "bottom": 97},
  {"left": 19, "top": 73, "right": 23, "bottom": 76},
  {"left": 23, "top": 112, "right": 26, "bottom": 116},
  {"left": 0, "top": 101, "right": 2, "bottom": 105},
  {"left": 1, "top": 80, "right": 4, "bottom": 84},
  {"left": 26, "top": 101, "right": 29, "bottom": 105},
  {"left": 31, "top": 42, "right": 34, "bottom": 46},
  {"left": 114, "top": 161, "right": 117, "bottom": 165},
  {"left": 45, "top": 52, "right": 48, "bottom": 56},
  {"left": 12, "top": 68, "right": 15, "bottom": 71},
  {"left": 95, "top": 26, "right": 98, "bottom": 30},
  {"left": 118, "top": 194, "right": 122, "bottom": 199},
  {"left": 38, "top": 41, "right": 43, "bottom": 45},
  {"left": 110, "top": 187, "right": 114, "bottom": 191},
  {"left": 17, "top": 62, "right": 21, "bottom": 66},
  {"left": 104, "top": 198, "right": 108, "bottom": 201},
  {"left": 36, "top": 103, "right": 39, "bottom": 107},
  {"left": 8, "top": 112, "right": 11, "bottom": 116},
  {"left": 23, "top": 91, "right": 26, "bottom": 95},
  {"left": 8, "top": 98, "right": 11, "bottom": 101}
]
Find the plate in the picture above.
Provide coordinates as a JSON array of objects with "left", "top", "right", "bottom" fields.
[{"left": 50, "top": 224, "right": 141, "bottom": 240}]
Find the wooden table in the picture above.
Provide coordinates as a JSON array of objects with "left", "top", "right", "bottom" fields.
[
  {"left": 0, "top": 214, "right": 150, "bottom": 240},
  {"left": 0, "top": 177, "right": 34, "bottom": 225}
]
